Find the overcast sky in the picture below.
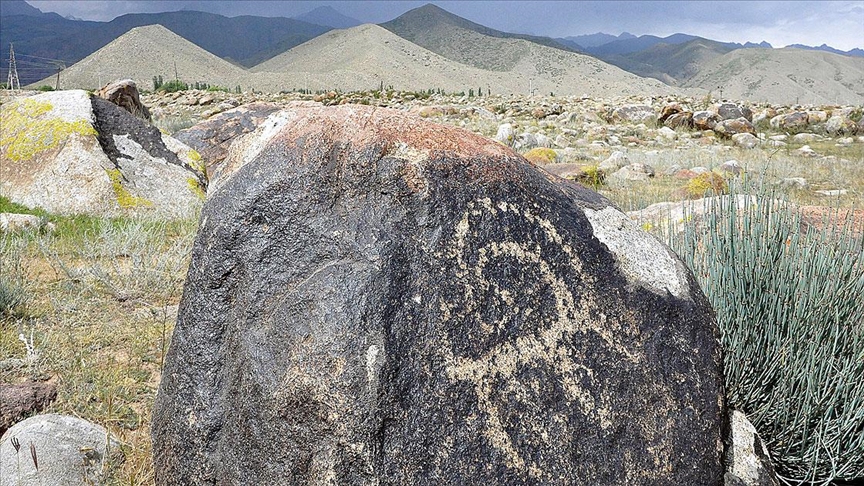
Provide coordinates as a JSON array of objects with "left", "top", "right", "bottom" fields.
[{"left": 25, "top": 1, "right": 864, "bottom": 51}]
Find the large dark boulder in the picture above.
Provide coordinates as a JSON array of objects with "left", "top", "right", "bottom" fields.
[
  {"left": 173, "top": 101, "right": 284, "bottom": 180},
  {"left": 152, "top": 103, "right": 725, "bottom": 485}
]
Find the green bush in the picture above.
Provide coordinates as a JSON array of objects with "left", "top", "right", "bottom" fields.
[
  {"left": 666, "top": 196, "right": 864, "bottom": 483},
  {"left": 36, "top": 85, "right": 55, "bottom": 92},
  {"left": 157, "top": 80, "right": 189, "bottom": 93}
]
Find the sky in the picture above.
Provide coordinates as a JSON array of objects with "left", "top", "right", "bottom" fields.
[{"left": 25, "top": 1, "right": 864, "bottom": 51}]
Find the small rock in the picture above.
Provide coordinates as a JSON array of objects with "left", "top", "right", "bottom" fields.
[
  {"left": 792, "top": 133, "right": 818, "bottom": 143},
  {"left": 795, "top": 145, "right": 819, "bottom": 157},
  {"left": 0, "top": 213, "right": 54, "bottom": 233},
  {"left": 777, "top": 177, "right": 808, "bottom": 190},
  {"left": 724, "top": 410, "right": 780, "bottom": 486},
  {"left": 657, "top": 126, "right": 678, "bottom": 141},
  {"left": 0, "top": 382, "right": 58, "bottom": 436},
  {"left": 825, "top": 116, "right": 859, "bottom": 136},
  {"left": 715, "top": 118, "right": 756, "bottom": 139},
  {"left": 693, "top": 111, "right": 721, "bottom": 131},
  {"left": 719, "top": 160, "right": 743, "bottom": 176},
  {"left": 779, "top": 112, "right": 809, "bottom": 131},
  {"left": 95, "top": 79, "right": 151, "bottom": 121},
  {"left": 0, "top": 414, "right": 121, "bottom": 486},
  {"left": 612, "top": 104, "right": 656, "bottom": 124},
  {"left": 715, "top": 103, "right": 752, "bottom": 122},
  {"left": 495, "top": 123, "right": 515, "bottom": 145},
  {"left": 816, "top": 189, "right": 848, "bottom": 196},
  {"left": 731, "top": 133, "right": 759, "bottom": 149},
  {"left": 691, "top": 166, "right": 710, "bottom": 174},
  {"left": 598, "top": 150, "right": 629, "bottom": 171},
  {"left": 806, "top": 110, "right": 827, "bottom": 124},
  {"left": 611, "top": 162, "right": 655, "bottom": 181},
  {"left": 665, "top": 112, "right": 694, "bottom": 129}
]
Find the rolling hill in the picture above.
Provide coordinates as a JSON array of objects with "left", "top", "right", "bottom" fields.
[
  {"left": 253, "top": 23, "right": 678, "bottom": 97},
  {"left": 380, "top": 3, "right": 579, "bottom": 71},
  {"left": 682, "top": 48, "right": 864, "bottom": 104},
  {"left": 601, "top": 38, "right": 736, "bottom": 85},
  {"left": 1, "top": 7, "right": 330, "bottom": 85},
  {"left": 35, "top": 25, "right": 251, "bottom": 91}
]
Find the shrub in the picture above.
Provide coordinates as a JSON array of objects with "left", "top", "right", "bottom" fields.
[
  {"left": 523, "top": 147, "right": 558, "bottom": 165},
  {"left": 666, "top": 196, "right": 864, "bottom": 483},
  {"left": 36, "top": 85, "right": 55, "bottom": 92},
  {"left": 157, "top": 80, "right": 188, "bottom": 93},
  {"left": 685, "top": 172, "right": 728, "bottom": 199}
]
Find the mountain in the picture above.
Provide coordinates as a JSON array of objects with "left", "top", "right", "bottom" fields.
[
  {"left": 682, "top": 47, "right": 864, "bottom": 105},
  {"left": 254, "top": 23, "right": 677, "bottom": 98},
  {"left": 0, "top": 0, "right": 44, "bottom": 17},
  {"left": 0, "top": 10, "right": 330, "bottom": 86},
  {"left": 786, "top": 44, "right": 864, "bottom": 58},
  {"left": 295, "top": 6, "right": 362, "bottom": 29},
  {"left": 33, "top": 25, "right": 251, "bottom": 91},
  {"left": 586, "top": 33, "right": 701, "bottom": 56},
  {"left": 563, "top": 32, "right": 636, "bottom": 49},
  {"left": 380, "top": 3, "right": 578, "bottom": 71},
  {"left": 600, "top": 38, "right": 737, "bottom": 85}
]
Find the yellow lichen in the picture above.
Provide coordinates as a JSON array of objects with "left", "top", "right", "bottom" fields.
[
  {"left": 187, "top": 177, "right": 206, "bottom": 200},
  {"left": 106, "top": 168, "right": 153, "bottom": 208},
  {"left": 523, "top": 147, "right": 558, "bottom": 165},
  {"left": 0, "top": 98, "right": 97, "bottom": 161}
]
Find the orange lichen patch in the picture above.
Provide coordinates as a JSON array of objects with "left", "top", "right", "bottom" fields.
[{"left": 272, "top": 103, "right": 515, "bottom": 161}]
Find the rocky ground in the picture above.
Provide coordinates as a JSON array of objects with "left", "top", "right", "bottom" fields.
[{"left": 139, "top": 88, "right": 864, "bottom": 212}]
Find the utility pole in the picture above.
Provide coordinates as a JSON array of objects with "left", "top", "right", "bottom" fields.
[
  {"left": 50, "top": 61, "right": 65, "bottom": 90},
  {"left": 6, "top": 43, "right": 20, "bottom": 91},
  {"left": 174, "top": 56, "right": 179, "bottom": 81}
]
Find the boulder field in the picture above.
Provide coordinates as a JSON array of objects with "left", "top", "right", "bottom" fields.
[{"left": 152, "top": 104, "right": 726, "bottom": 484}]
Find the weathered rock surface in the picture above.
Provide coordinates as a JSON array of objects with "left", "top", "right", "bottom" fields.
[
  {"left": 0, "top": 213, "right": 54, "bottom": 233},
  {"left": 0, "top": 381, "right": 57, "bottom": 436},
  {"left": 694, "top": 111, "right": 721, "bottom": 131},
  {"left": 0, "top": 414, "right": 120, "bottom": 486},
  {"left": 0, "top": 90, "right": 205, "bottom": 217},
  {"left": 724, "top": 410, "right": 780, "bottom": 486},
  {"left": 152, "top": 103, "right": 725, "bottom": 485},
  {"left": 95, "top": 79, "right": 151, "bottom": 121},
  {"left": 612, "top": 104, "right": 657, "bottom": 124},
  {"left": 174, "top": 102, "right": 283, "bottom": 179},
  {"left": 714, "top": 118, "right": 756, "bottom": 139}
]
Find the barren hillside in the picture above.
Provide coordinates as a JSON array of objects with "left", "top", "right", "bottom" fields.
[
  {"left": 253, "top": 24, "right": 679, "bottom": 97},
  {"left": 683, "top": 48, "right": 864, "bottom": 105},
  {"left": 35, "top": 25, "right": 251, "bottom": 91}
]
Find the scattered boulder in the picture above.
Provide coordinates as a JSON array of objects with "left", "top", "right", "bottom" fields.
[
  {"left": 792, "top": 133, "right": 819, "bottom": 143},
  {"left": 152, "top": 103, "right": 725, "bottom": 485},
  {"left": 0, "top": 382, "right": 57, "bottom": 436},
  {"left": 665, "top": 111, "right": 694, "bottom": 129},
  {"left": 806, "top": 110, "right": 827, "bottom": 124},
  {"left": 0, "top": 90, "right": 205, "bottom": 217},
  {"left": 714, "top": 118, "right": 756, "bottom": 139},
  {"left": 719, "top": 160, "right": 743, "bottom": 176},
  {"left": 723, "top": 410, "right": 780, "bottom": 486},
  {"left": 657, "top": 126, "right": 678, "bottom": 141},
  {"left": 777, "top": 112, "right": 809, "bottom": 132},
  {"left": 514, "top": 132, "right": 539, "bottom": 150},
  {"left": 795, "top": 145, "right": 819, "bottom": 157},
  {"left": 658, "top": 103, "right": 684, "bottom": 124},
  {"left": 825, "top": 116, "right": 859, "bottom": 136},
  {"left": 611, "top": 162, "right": 655, "bottom": 181},
  {"left": 495, "top": 123, "right": 515, "bottom": 145},
  {"left": 95, "top": 79, "right": 151, "bottom": 121},
  {"left": 732, "top": 132, "right": 759, "bottom": 149},
  {"left": 612, "top": 104, "right": 657, "bottom": 124},
  {"left": 715, "top": 103, "right": 752, "bottom": 122},
  {"left": 693, "top": 111, "right": 721, "bottom": 131},
  {"left": 0, "top": 414, "right": 121, "bottom": 486},
  {"left": 174, "top": 102, "right": 283, "bottom": 179},
  {"left": 598, "top": 150, "right": 629, "bottom": 171}
]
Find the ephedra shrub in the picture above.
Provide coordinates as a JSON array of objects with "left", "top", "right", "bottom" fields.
[{"left": 666, "top": 196, "right": 864, "bottom": 484}]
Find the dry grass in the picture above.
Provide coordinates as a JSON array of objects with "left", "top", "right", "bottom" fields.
[{"left": 0, "top": 214, "right": 197, "bottom": 485}]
